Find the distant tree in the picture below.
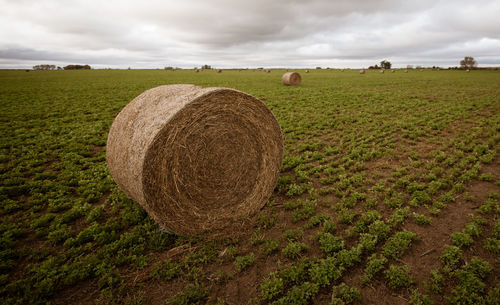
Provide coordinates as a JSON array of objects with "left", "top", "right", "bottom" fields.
[
  {"left": 368, "top": 64, "right": 380, "bottom": 69},
  {"left": 201, "top": 65, "right": 211, "bottom": 70},
  {"left": 164, "top": 66, "right": 174, "bottom": 70},
  {"left": 406, "top": 65, "right": 413, "bottom": 69},
  {"left": 460, "top": 56, "right": 477, "bottom": 70},
  {"left": 380, "top": 60, "right": 392, "bottom": 69},
  {"left": 63, "top": 64, "right": 91, "bottom": 70},
  {"left": 316, "top": 67, "right": 322, "bottom": 69},
  {"left": 32, "top": 64, "right": 56, "bottom": 70}
]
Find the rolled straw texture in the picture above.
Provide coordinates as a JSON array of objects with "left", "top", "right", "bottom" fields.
[
  {"left": 106, "top": 84, "right": 284, "bottom": 236},
  {"left": 282, "top": 72, "right": 301, "bottom": 86}
]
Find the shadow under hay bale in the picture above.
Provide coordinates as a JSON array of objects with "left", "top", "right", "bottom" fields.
[
  {"left": 282, "top": 72, "right": 301, "bottom": 86},
  {"left": 106, "top": 85, "right": 283, "bottom": 236}
]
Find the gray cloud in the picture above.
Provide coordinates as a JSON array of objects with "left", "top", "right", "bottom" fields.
[{"left": 1, "top": 0, "right": 499, "bottom": 68}]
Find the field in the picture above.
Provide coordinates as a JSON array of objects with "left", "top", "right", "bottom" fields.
[{"left": 1, "top": 68, "right": 499, "bottom": 305}]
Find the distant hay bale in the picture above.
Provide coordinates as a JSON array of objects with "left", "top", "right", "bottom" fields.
[
  {"left": 282, "top": 72, "right": 302, "bottom": 86},
  {"left": 305, "top": 69, "right": 309, "bottom": 73},
  {"left": 266, "top": 69, "right": 271, "bottom": 73},
  {"left": 391, "top": 69, "right": 395, "bottom": 73},
  {"left": 106, "top": 84, "right": 284, "bottom": 236},
  {"left": 380, "top": 69, "right": 385, "bottom": 74},
  {"left": 359, "top": 69, "right": 365, "bottom": 74},
  {"left": 217, "top": 69, "right": 222, "bottom": 73},
  {"left": 466, "top": 69, "right": 470, "bottom": 72},
  {"left": 195, "top": 69, "right": 199, "bottom": 73},
  {"left": 404, "top": 70, "right": 408, "bottom": 73}
]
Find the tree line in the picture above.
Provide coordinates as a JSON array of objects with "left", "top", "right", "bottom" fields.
[
  {"left": 31, "top": 57, "right": 479, "bottom": 71},
  {"left": 32, "top": 64, "right": 91, "bottom": 70},
  {"left": 365, "top": 57, "right": 477, "bottom": 70},
  {"left": 32, "top": 64, "right": 57, "bottom": 70}
]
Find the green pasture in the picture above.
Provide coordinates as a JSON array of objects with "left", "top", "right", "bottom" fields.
[{"left": 0, "top": 68, "right": 499, "bottom": 304}]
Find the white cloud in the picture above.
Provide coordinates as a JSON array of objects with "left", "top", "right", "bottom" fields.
[{"left": 0, "top": 0, "right": 499, "bottom": 68}]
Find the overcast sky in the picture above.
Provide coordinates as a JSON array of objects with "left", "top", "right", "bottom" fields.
[{"left": 1, "top": 0, "right": 499, "bottom": 69}]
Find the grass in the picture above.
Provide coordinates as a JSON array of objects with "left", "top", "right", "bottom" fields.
[
  {"left": 0, "top": 68, "right": 499, "bottom": 304},
  {"left": 331, "top": 282, "right": 361, "bottom": 304},
  {"left": 235, "top": 253, "right": 255, "bottom": 271},
  {"left": 384, "top": 264, "right": 413, "bottom": 289}
]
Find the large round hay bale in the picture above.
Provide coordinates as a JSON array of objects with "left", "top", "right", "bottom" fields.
[
  {"left": 282, "top": 72, "right": 302, "bottom": 86},
  {"left": 217, "top": 69, "right": 222, "bottom": 73},
  {"left": 305, "top": 69, "right": 309, "bottom": 73},
  {"left": 106, "top": 84, "right": 284, "bottom": 236},
  {"left": 359, "top": 69, "right": 365, "bottom": 74},
  {"left": 380, "top": 69, "right": 385, "bottom": 74},
  {"left": 404, "top": 69, "right": 408, "bottom": 73}
]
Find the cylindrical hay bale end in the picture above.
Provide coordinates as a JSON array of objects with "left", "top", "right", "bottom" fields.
[
  {"left": 217, "top": 69, "right": 222, "bottom": 73},
  {"left": 380, "top": 69, "right": 385, "bottom": 74},
  {"left": 359, "top": 69, "right": 365, "bottom": 74},
  {"left": 106, "top": 85, "right": 284, "bottom": 236},
  {"left": 282, "top": 72, "right": 302, "bottom": 86},
  {"left": 305, "top": 69, "right": 309, "bottom": 73}
]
